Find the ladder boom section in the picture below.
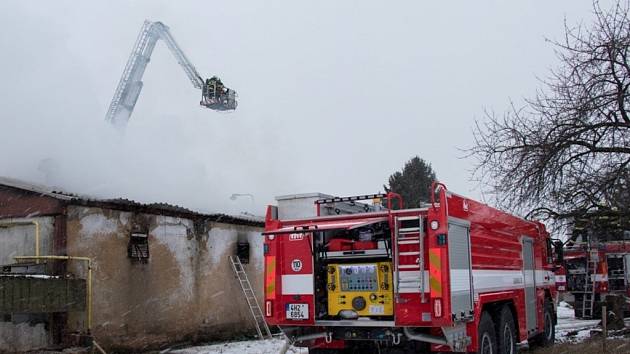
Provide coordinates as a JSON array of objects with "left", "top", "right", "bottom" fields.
[
  {"left": 105, "top": 20, "right": 236, "bottom": 127},
  {"left": 106, "top": 20, "right": 160, "bottom": 126},
  {"left": 156, "top": 23, "right": 205, "bottom": 89}
]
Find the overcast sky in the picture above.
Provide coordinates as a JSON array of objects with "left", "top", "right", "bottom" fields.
[{"left": 0, "top": 1, "right": 613, "bottom": 215}]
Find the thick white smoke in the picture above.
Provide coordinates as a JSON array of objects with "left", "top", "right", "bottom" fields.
[
  {"left": 2, "top": 1, "right": 596, "bottom": 215},
  {"left": 1, "top": 109, "right": 285, "bottom": 216}
]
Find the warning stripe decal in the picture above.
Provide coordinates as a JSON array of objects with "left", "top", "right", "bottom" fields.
[
  {"left": 428, "top": 248, "right": 442, "bottom": 297},
  {"left": 265, "top": 256, "right": 276, "bottom": 299}
]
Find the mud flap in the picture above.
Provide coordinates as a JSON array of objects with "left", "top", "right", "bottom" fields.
[{"left": 441, "top": 323, "right": 471, "bottom": 352}]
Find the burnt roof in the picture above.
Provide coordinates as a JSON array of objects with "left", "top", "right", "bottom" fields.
[{"left": 0, "top": 176, "right": 263, "bottom": 227}]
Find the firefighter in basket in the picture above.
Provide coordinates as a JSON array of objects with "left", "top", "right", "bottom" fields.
[
  {"left": 204, "top": 76, "right": 222, "bottom": 103},
  {"left": 201, "top": 76, "right": 237, "bottom": 110}
]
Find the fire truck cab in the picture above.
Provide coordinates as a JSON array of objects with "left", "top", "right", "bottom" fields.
[{"left": 263, "top": 183, "right": 558, "bottom": 353}]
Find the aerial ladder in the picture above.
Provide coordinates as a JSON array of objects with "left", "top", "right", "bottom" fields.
[{"left": 105, "top": 20, "right": 237, "bottom": 128}]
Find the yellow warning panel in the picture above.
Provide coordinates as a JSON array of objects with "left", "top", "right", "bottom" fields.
[{"left": 327, "top": 262, "right": 393, "bottom": 317}]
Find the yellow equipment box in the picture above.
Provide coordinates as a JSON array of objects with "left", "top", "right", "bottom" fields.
[{"left": 327, "top": 262, "right": 393, "bottom": 317}]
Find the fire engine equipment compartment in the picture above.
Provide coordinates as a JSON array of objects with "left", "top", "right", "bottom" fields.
[
  {"left": 607, "top": 254, "right": 630, "bottom": 292},
  {"left": 312, "top": 219, "right": 394, "bottom": 321},
  {"left": 565, "top": 256, "right": 589, "bottom": 292}
]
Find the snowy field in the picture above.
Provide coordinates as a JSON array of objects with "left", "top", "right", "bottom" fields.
[
  {"left": 170, "top": 303, "right": 609, "bottom": 354},
  {"left": 170, "top": 338, "right": 307, "bottom": 354}
]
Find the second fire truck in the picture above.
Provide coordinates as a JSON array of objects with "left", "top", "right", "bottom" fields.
[
  {"left": 561, "top": 212, "right": 630, "bottom": 318},
  {"left": 263, "top": 183, "right": 560, "bottom": 353}
]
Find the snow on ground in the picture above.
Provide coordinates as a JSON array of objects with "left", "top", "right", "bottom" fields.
[
  {"left": 173, "top": 302, "right": 609, "bottom": 353},
  {"left": 555, "top": 301, "right": 600, "bottom": 343},
  {"left": 556, "top": 301, "right": 575, "bottom": 320},
  {"left": 170, "top": 338, "right": 307, "bottom": 354}
]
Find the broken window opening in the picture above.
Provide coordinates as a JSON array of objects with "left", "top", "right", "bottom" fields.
[
  {"left": 128, "top": 232, "right": 149, "bottom": 263},
  {"left": 237, "top": 241, "right": 250, "bottom": 264}
]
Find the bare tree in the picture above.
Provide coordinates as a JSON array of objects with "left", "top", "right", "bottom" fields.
[{"left": 471, "top": 1, "right": 630, "bottom": 227}]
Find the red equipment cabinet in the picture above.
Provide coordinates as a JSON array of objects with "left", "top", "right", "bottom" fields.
[{"left": 263, "top": 183, "right": 558, "bottom": 353}]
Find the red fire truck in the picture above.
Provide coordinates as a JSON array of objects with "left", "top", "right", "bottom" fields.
[
  {"left": 558, "top": 212, "right": 630, "bottom": 319},
  {"left": 263, "top": 183, "right": 559, "bottom": 353},
  {"left": 563, "top": 242, "right": 630, "bottom": 318}
]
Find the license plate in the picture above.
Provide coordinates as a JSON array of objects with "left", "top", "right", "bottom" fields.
[{"left": 286, "top": 303, "right": 308, "bottom": 320}]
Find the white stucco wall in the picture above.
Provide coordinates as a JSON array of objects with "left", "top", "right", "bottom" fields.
[{"left": 64, "top": 206, "right": 265, "bottom": 351}]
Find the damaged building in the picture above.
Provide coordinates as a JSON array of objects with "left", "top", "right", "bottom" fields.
[{"left": 0, "top": 177, "right": 264, "bottom": 352}]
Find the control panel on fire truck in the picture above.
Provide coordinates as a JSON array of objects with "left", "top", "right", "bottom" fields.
[{"left": 326, "top": 262, "right": 393, "bottom": 317}]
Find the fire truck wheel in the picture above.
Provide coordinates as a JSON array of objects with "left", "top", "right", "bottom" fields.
[
  {"left": 478, "top": 311, "right": 498, "bottom": 354},
  {"left": 535, "top": 299, "right": 556, "bottom": 347},
  {"left": 496, "top": 306, "right": 517, "bottom": 354}
]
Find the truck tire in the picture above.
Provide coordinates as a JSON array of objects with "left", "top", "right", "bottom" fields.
[
  {"left": 496, "top": 305, "right": 517, "bottom": 354},
  {"left": 534, "top": 299, "right": 555, "bottom": 347},
  {"left": 478, "top": 311, "right": 497, "bottom": 354}
]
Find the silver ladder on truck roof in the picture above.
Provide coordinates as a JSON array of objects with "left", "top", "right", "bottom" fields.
[{"left": 229, "top": 255, "right": 272, "bottom": 339}]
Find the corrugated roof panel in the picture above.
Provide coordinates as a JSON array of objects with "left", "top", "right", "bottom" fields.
[{"left": 0, "top": 176, "right": 263, "bottom": 227}]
